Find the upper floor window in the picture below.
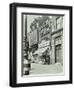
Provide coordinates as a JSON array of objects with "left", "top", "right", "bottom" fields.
[{"left": 56, "top": 16, "right": 63, "bottom": 30}]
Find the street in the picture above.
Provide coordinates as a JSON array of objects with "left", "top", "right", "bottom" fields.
[{"left": 30, "top": 63, "right": 63, "bottom": 75}]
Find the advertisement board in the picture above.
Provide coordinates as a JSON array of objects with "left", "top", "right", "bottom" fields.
[{"left": 29, "top": 29, "right": 38, "bottom": 47}]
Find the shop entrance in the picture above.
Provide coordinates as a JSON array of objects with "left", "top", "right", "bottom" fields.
[{"left": 55, "top": 44, "right": 63, "bottom": 65}]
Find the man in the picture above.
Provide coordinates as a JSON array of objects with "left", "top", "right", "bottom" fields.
[{"left": 46, "top": 48, "right": 50, "bottom": 64}]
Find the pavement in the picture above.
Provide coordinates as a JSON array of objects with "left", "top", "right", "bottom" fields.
[{"left": 30, "top": 63, "right": 63, "bottom": 75}]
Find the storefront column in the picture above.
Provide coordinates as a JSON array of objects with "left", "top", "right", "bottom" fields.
[
  {"left": 50, "top": 39, "right": 55, "bottom": 64},
  {"left": 61, "top": 35, "right": 63, "bottom": 65}
]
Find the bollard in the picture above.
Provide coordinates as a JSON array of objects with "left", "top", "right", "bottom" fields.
[{"left": 23, "top": 59, "right": 30, "bottom": 75}]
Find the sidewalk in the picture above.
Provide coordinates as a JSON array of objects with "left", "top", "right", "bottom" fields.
[{"left": 30, "top": 63, "right": 63, "bottom": 75}]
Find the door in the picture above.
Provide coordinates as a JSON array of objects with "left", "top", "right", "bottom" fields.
[{"left": 55, "top": 44, "right": 63, "bottom": 65}]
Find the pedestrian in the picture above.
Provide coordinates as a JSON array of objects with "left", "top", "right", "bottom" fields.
[{"left": 47, "top": 55, "right": 50, "bottom": 64}]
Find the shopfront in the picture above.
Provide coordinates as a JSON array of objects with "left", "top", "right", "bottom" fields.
[
  {"left": 33, "top": 40, "right": 51, "bottom": 64},
  {"left": 55, "top": 36, "right": 63, "bottom": 65}
]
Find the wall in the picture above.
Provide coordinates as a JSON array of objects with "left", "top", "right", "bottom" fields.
[{"left": 0, "top": 0, "right": 74, "bottom": 90}]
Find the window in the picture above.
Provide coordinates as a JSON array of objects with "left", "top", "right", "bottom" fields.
[{"left": 56, "top": 17, "right": 63, "bottom": 30}]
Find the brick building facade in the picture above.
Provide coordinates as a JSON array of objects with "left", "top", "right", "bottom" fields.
[{"left": 51, "top": 16, "right": 63, "bottom": 65}]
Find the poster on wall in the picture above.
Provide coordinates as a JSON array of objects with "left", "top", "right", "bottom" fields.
[{"left": 10, "top": 3, "right": 72, "bottom": 87}]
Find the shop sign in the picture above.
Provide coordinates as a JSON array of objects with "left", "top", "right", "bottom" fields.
[
  {"left": 55, "top": 37, "right": 62, "bottom": 45},
  {"left": 38, "top": 40, "right": 50, "bottom": 48},
  {"left": 29, "top": 29, "right": 38, "bottom": 47}
]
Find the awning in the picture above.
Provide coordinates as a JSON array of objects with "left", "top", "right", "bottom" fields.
[
  {"left": 33, "top": 50, "right": 38, "bottom": 55},
  {"left": 34, "top": 47, "right": 48, "bottom": 55}
]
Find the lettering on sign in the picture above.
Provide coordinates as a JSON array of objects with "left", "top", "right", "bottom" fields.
[{"left": 39, "top": 40, "right": 50, "bottom": 48}]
